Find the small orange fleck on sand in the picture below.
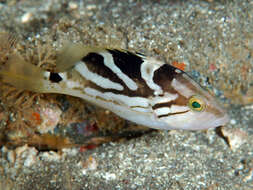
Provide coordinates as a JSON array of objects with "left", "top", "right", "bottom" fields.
[
  {"left": 31, "top": 112, "right": 42, "bottom": 125},
  {"left": 88, "top": 155, "right": 93, "bottom": 161},
  {"left": 172, "top": 61, "right": 186, "bottom": 71},
  {"left": 79, "top": 144, "right": 97, "bottom": 152},
  {"left": 209, "top": 63, "right": 217, "bottom": 71}
]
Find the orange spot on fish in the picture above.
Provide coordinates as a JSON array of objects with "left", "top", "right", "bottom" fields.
[{"left": 172, "top": 61, "right": 186, "bottom": 71}]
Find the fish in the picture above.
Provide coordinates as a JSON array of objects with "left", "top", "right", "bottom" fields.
[{"left": 0, "top": 41, "right": 229, "bottom": 130}]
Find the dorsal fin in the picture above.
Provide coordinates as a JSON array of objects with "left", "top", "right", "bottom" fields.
[{"left": 55, "top": 42, "right": 107, "bottom": 72}]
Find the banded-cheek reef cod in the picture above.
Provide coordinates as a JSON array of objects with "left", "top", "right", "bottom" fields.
[{"left": 0, "top": 40, "right": 229, "bottom": 130}]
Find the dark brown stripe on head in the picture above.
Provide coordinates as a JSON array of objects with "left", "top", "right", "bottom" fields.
[
  {"left": 158, "top": 110, "right": 189, "bottom": 118},
  {"left": 152, "top": 95, "right": 189, "bottom": 110},
  {"left": 152, "top": 101, "right": 174, "bottom": 110},
  {"left": 153, "top": 64, "right": 181, "bottom": 94}
]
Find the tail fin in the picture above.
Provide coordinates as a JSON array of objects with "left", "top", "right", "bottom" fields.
[
  {"left": 0, "top": 53, "right": 49, "bottom": 92},
  {"left": 0, "top": 32, "right": 64, "bottom": 93}
]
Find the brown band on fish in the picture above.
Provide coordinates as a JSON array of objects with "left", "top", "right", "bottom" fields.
[{"left": 81, "top": 51, "right": 155, "bottom": 97}]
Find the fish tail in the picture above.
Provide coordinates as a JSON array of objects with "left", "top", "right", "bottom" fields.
[
  {"left": 0, "top": 32, "right": 47, "bottom": 92},
  {"left": 0, "top": 52, "right": 59, "bottom": 93}
]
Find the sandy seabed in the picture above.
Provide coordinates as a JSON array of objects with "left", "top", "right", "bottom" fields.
[{"left": 0, "top": 0, "right": 252, "bottom": 189}]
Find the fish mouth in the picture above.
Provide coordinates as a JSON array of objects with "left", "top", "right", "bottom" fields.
[
  {"left": 206, "top": 113, "right": 230, "bottom": 129},
  {"left": 188, "top": 112, "right": 230, "bottom": 131}
]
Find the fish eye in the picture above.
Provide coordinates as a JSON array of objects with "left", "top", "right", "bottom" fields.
[{"left": 188, "top": 95, "right": 205, "bottom": 112}]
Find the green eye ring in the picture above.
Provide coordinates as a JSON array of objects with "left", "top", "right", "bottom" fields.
[{"left": 188, "top": 95, "right": 205, "bottom": 112}]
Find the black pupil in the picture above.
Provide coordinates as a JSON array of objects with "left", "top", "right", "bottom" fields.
[{"left": 192, "top": 101, "right": 201, "bottom": 108}]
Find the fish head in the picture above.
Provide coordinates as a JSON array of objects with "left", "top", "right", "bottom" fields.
[{"left": 153, "top": 67, "right": 229, "bottom": 130}]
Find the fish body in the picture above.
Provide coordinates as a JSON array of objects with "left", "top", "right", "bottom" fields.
[{"left": 0, "top": 42, "right": 229, "bottom": 130}]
